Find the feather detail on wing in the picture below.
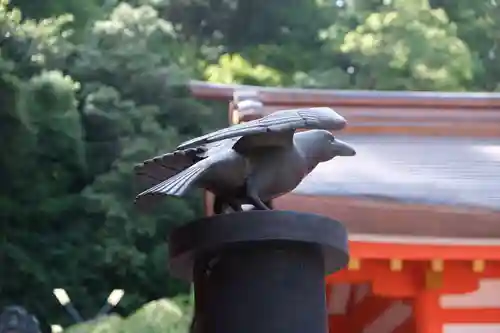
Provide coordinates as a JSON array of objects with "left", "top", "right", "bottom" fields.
[
  {"left": 134, "top": 147, "right": 206, "bottom": 191},
  {"left": 134, "top": 163, "right": 208, "bottom": 212},
  {"left": 176, "top": 107, "right": 346, "bottom": 150},
  {"left": 136, "top": 164, "right": 207, "bottom": 198}
]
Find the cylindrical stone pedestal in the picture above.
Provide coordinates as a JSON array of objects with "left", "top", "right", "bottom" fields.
[{"left": 169, "top": 210, "right": 349, "bottom": 333}]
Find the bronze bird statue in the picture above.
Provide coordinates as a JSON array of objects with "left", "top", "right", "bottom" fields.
[{"left": 134, "top": 107, "right": 356, "bottom": 214}]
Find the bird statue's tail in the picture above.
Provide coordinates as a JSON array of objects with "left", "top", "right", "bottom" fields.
[{"left": 135, "top": 164, "right": 207, "bottom": 203}]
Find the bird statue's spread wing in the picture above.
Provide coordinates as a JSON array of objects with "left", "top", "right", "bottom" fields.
[{"left": 176, "top": 107, "right": 347, "bottom": 151}]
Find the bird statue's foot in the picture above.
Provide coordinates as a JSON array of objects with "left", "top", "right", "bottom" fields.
[
  {"left": 213, "top": 196, "right": 244, "bottom": 215},
  {"left": 247, "top": 195, "right": 272, "bottom": 210},
  {"left": 264, "top": 200, "right": 273, "bottom": 210},
  {"left": 212, "top": 194, "right": 273, "bottom": 215}
]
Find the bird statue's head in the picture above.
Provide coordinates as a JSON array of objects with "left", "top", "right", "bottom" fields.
[{"left": 300, "top": 129, "right": 356, "bottom": 163}]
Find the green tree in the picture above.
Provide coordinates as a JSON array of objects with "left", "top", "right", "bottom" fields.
[
  {"left": 0, "top": 1, "right": 214, "bottom": 329},
  {"left": 305, "top": 0, "right": 476, "bottom": 90},
  {"left": 430, "top": 0, "right": 500, "bottom": 90},
  {"left": 9, "top": 0, "right": 104, "bottom": 37},
  {"left": 0, "top": 0, "right": 87, "bottom": 326},
  {"left": 64, "top": 296, "right": 193, "bottom": 333},
  {"left": 204, "top": 53, "right": 283, "bottom": 86}
]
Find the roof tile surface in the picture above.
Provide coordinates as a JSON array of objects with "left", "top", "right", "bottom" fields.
[{"left": 295, "top": 135, "right": 500, "bottom": 210}]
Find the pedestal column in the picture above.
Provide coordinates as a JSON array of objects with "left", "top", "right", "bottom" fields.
[{"left": 169, "top": 210, "right": 349, "bottom": 333}]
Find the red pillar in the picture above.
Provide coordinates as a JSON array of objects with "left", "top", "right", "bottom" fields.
[{"left": 413, "top": 290, "right": 442, "bottom": 333}]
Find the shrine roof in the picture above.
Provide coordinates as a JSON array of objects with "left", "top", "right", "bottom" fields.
[
  {"left": 190, "top": 80, "right": 500, "bottom": 108},
  {"left": 295, "top": 135, "right": 500, "bottom": 210}
]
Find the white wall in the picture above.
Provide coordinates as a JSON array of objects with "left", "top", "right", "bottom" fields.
[
  {"left": 440, "top": 279, "right": 500, "bottom": 308},
  {"left": 444, "top": 324, "right": 500, "bottom": 333}
]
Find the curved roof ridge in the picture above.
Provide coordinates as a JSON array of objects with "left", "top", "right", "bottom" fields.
[{"left": 189, "top": 80, "right": 500, "bottom": 108}]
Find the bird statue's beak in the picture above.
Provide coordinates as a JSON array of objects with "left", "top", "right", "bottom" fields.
[{"left": 333, "top": 139, "right": 356, "bottom": 156}]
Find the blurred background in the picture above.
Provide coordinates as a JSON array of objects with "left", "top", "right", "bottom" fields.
[{"left": 1, "top": 0, "right": 499, "bottom": 332}]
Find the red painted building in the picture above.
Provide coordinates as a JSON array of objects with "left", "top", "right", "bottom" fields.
[{"left": 190, "top": 81, "right": 500, "bottom": 333}]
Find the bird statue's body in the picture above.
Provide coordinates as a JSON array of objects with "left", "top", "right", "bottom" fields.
[{"left": 134, "top": 107, "right": 356, "bottom": 214}]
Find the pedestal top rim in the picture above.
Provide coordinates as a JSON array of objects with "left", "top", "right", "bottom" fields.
[{"left": 168, "top": 210, "right": 349, "bottom": 281}]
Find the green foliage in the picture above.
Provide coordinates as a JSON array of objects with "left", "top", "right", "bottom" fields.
[
  {"left": 63, "top": 297, "right": 192, "bottom": 333},
  {"left": 64, "top": 315, "right": 123, "bottom": 333},
  {"left": 430, "top": 0, "right": 500, "bottom": 90},
  {"left": 204, "top": 54, "right": 283, "bottom": 86},
  {"left": 9, "top": 0, "right": 104, "bottom": 38},
  {"left": 340, "top": 1, "right": 474, "bottom": 90},
  {"left": 0, "top": 0, "right": 211, "bottom": 329}
]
